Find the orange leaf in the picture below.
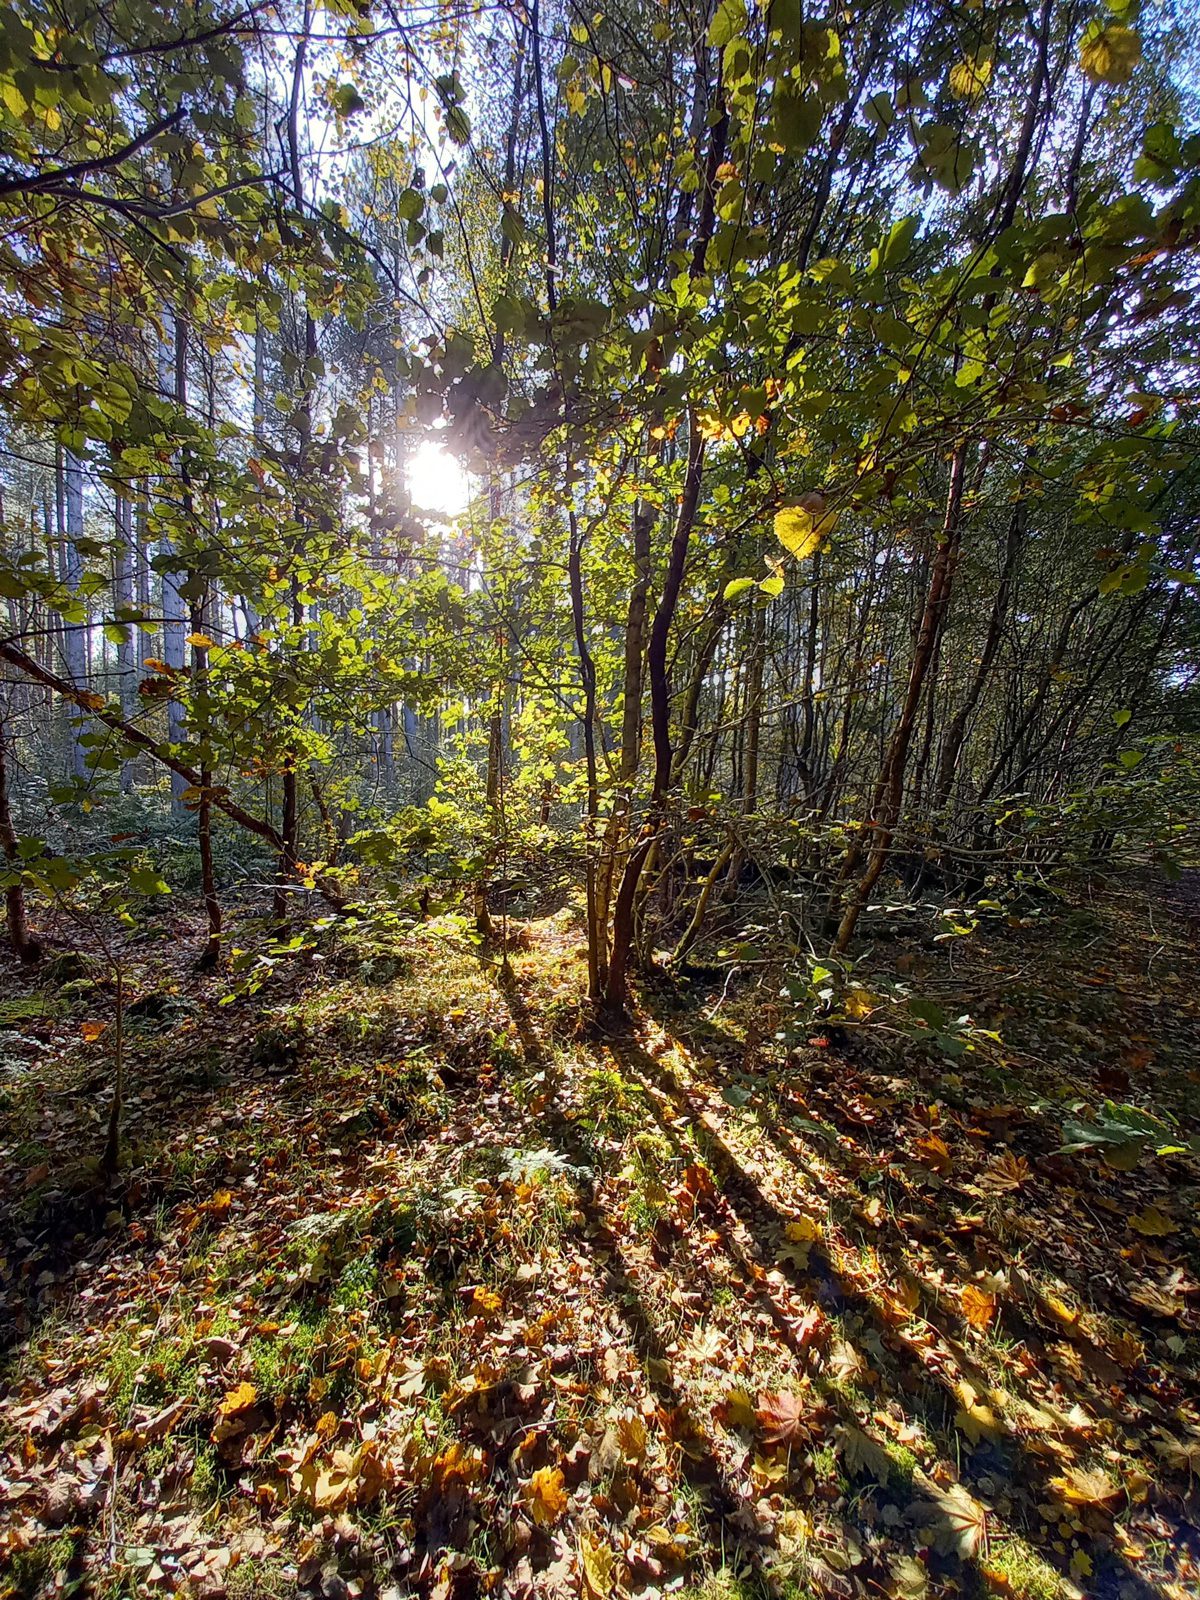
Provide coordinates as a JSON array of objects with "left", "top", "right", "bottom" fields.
[
  {"left": 526, "top": 1464, "right": 568, "bottom": 1525},
  {"left": 962, "top": 1285, "right": 997, "bottom": 1332}
]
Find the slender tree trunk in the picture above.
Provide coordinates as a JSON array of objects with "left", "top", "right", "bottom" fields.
[
  {"left": 833, "top": 446, "right": 967, "bottom": 952},
  {"left": 101, "top": 965, "right": 124, "bottom": 1180},
  {"left": 61, "top": 449, "right": 88, "bottom": 780},
  {"left": 163, "top": 314, "right": 190, "bottom": 816},
  {"left": 0, "top": 694, "right": 39, "bottom": 963},
  {"left": 114, "top": 488, "right": 136, "bottom": 793},
  {"left": 934, "top": 499, "right": 1026, "bottom": 812}
]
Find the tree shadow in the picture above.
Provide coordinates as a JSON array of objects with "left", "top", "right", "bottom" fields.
[
  {"left": 496, "top": 965, "right": 789, "bottom": 1594},
  {"left": 610, "top": 995, "right": 1196, "bottom": 1600}
]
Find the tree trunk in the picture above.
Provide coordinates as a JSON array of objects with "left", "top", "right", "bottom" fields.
[
  {"left": 0, "top": 693, "right": 39, "bottom": 963},
  {"left": 833, "top": 446, "right": 967, "bottom": 952}
]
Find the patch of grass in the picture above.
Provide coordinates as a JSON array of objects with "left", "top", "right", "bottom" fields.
[
  {"left": 248, "top": 1315, "right": 322, "bottom": 1407},
  {"left": 6, "top": 1532, "right": 78, "bottom": 1596},
  {"left": 984, "top": 1534, "right": 1067, "bottom": 1600},
  {"left": 225, "top": 1555, "right": 298, "bottom": 1600},
  {"left": 578, "top": 1063, "right": 645, "bottom": 1139},
  {"left": 882, "top": 1438, "right": 919, "bottom": 1492}
]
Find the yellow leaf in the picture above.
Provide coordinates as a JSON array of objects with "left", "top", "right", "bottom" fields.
[
  {"left": 185, "top": 632, "right": 213, "bottom": 649},
  {"left": 961, "top": 1285, "right": 997, "bottom": 1332},
  {"left": 842, "top": 987, "right": 877, "bottom": 1018},
  {"left": 774, "top": 495, "right": 836, "bottom": 561},
  {"left": 472, "top": 1285, "right": 503, "bottom": 1316},
  {"left": 579, "top": 1530, "right": 615, "bottom": 1598},
  {"left": 954, "top": 1381, "right": 1003, "bottom": 1444},
  {"left": 1080, "top": 24, "right": 1141, "bottom": 85},
  {"left": 949, "top": 55, "right": 992, "bottom": 101},
  {"left": 1070, "top": 1550, "right": 1094, "bottom": 1579},
  {"left": 217, "top": 1382, "right": 257, "bottom": 1421},
  {"left": 916, "top": 1133, "right": 953, "bottom": 1174},
  {"left": 785, "top": 1215, "right": 821, "bottom": 1244},
  {"left": 1050, "top": 1466, "right": 1121, "bottom": 1506},
  {"left": 526, "top": 1464, "right": 568, "bottom": 1525},
  {"left": 718, "top": 1387, "right": 758, "bottom": 1430},
  {"left": 81, "top": 1020, "right": 106, "bottom": 1043},
  {"left": 617, "top": 1412, "right": 647, "bottom": 1461},
  {"left": 1129, "top": 1204, "right": 1175, "bottom": 1237}
]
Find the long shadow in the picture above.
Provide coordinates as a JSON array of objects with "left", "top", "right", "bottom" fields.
[
  {"left": 609, "top": 1014, "right": 1190, "bottom": 1600},
  {"left": 497, "top": 967, "right": 787, "bottom": 1594}
]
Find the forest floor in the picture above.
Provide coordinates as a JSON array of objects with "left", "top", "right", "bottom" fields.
[{"left": 0, "top": 876, "right": 1198, "bottom": 1600}]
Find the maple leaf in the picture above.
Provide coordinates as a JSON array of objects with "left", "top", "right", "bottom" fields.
[
  {"left": 979, "top": 1151, "right": 1029, "bottom": 1191},
  {"left": 961, "top": 1285, "right": 997, "bottom": 1332},
  {"left": 839, "top": 1422, "right": 894, "bottom": 1485},
  {"left": 756, "top": 1389, "right": 809, "bottom": 1447},
  {"left": 1050, "top": 1466, "right": 1121, "bottom": 1506},
  {"left": 954, "top": 1381, "right": 1004, "bottom": 1444},
  {"left": 1153, "top": 1425, "right": 1200, "bottom": 1475},
  {"left": 915, "top": 1134, "right": 953, "bottom": 1175},
  {"left": 716, "top": 1387, "right": 758, "bottom": 1431},
  {"left": 909, "top": 1481, "right": 986, "bottom": 1557},
  {"left": 80, "top": 1020, "right": 106, "bottom": 1043},
  {"left": 526, "top": 1465, "right": 569, "bottom": 1525},
  {"left": 213, "top": 1381, "right": 257, "bottom": 1439},
  {"left": 579, "top": 1530, "right": 616, "bottom": 1597},
  {"left": 779, "top": 1214, "right": 822, "bottom": 1273},
  {"left": 1129, "top": 1204, "right": 1175, "bottom": 1237},
  {"left": 472, "top": 1285, "right": 503, "bottom": 1316}
]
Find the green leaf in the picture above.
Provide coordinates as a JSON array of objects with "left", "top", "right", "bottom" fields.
[
  {"left": 1079, "top": 23, "right": 1142, "bottom": 85},
  {"left": 723, "top": 577, "right": 756, "bottom": 600},
  {"left": 881, "top": 215, "right": 919, "bottom": 270},
  {"left": 708, "top": 0, "right": 745, "bottom": 48}
]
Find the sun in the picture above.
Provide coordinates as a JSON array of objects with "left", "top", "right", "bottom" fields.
[{"left": 406, "top": 437, "right": 471, "bottom": 518}]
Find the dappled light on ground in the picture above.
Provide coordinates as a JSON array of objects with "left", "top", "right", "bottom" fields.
[{"left": 0, "top": 889, "right": 1197, "bottom": 1599}]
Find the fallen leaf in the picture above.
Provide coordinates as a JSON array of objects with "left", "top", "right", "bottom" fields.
[
  {"left": 909, "top": 1480, "right": 986, "bottom": 1557},
  {"left": 979, "top": 1151, "right": 1029, "bottom": 1191},
  {"left": 756, "top": 1389, "right": 809, "bottom": 1447},
  {"left": 216, "top": 1382, "right": 257, "bottom": 1421},
  {"left": 716, "top": 1388, "right": 757, "bottom": 1430},
  {"left": 526, "top": 1465, "right": 568, "bottom": 1525},
  {"left": 839, "top": 1423, "right": 894, "bottom": 1485},
  {"left": 962, "top": 1285, "right": 997, "bottom": 1332},
  {"left": 579, "top": 1529, "right": 615, "bottom": 1597},
  {"left": 1129, "top": 1204, "right": 1175, "bottom": 1237},
  {"left": 1050, "top": 1465, "right": 1121, "bottom": 1506},
  {"left": 915, "top": 1134, "right": 953, "bottom": 1175}
]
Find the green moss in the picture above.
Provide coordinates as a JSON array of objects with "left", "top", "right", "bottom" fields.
[
  {"left": 985, "top": 1535, "right": 1067, "bottom": 1600},
  {"left": 883, "top": 1439, "right": 919, "bottom": 1491}
]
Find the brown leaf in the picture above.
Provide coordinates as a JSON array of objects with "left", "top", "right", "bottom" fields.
[
  {"left": 839, "top": 1423, "right": 894, "bottom": 1485},
  {"left": 1129, "top": 1204, "right": 1175, "bottom": 1237},
  {"left": 756, "top": 1389, "right": 810, "bottom": 1447},
  {"left": 979, "top": 1151, "right": 1029, "bottom": 1192},
  {"left": 909, "top": 1481, "right": 986, "bottom": 1557},
  {"left": 915, "top": 1134, "right": 953, "bottom": 1175}
]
